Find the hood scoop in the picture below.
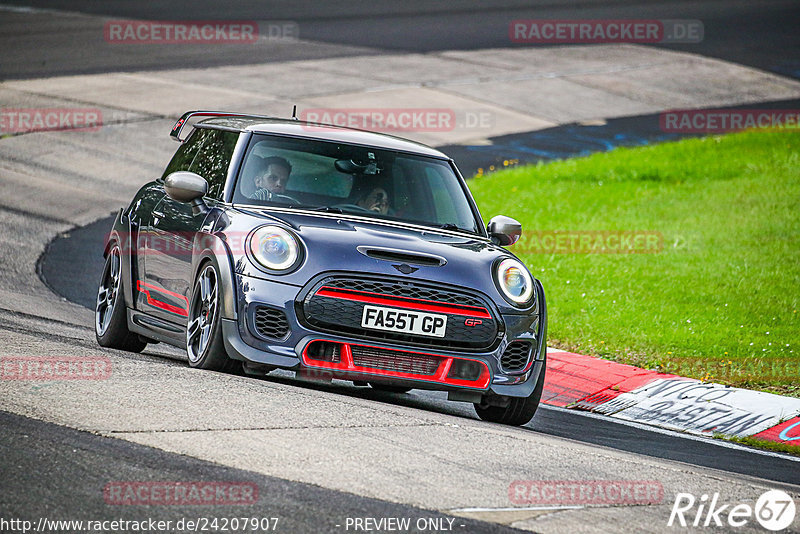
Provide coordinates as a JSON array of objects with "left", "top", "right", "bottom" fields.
[{"left": 357, "top": 246, "right": 446, "bottom": 267}]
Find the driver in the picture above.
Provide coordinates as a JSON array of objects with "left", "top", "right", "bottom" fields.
[
  {"left": 251, "top": 156, "right": 292, "bottom": 200},
  {"left": 357, "top": 187, "right": 391, "bottom": 215}
]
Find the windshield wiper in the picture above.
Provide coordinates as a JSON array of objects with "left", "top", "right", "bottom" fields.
[
  {"left": 307, "top": 210, "right": 472, "bottom": 234},
  {"left": 435, "top": 223, "right": 481, "bottom": 236}
]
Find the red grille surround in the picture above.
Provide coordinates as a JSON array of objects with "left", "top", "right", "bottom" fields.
[
  {"left": 314, "top": 286, "right": 491, "bottom": 318},
  {"left": 302, "top": 340, "right": 491, "bottom": 389},
  {"left": 301, "top": 279, "right": 499, "bottom": 351}
]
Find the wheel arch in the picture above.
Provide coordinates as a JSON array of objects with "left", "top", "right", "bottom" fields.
[
  {"left": 533, "top": 277, "right": 547, "bottom": 364},
  {"left": 103, "top": 208, "right": 139, "bottom": 310},
  {"left": 191, "top": 233, "right": 238, "bottom": 321}
]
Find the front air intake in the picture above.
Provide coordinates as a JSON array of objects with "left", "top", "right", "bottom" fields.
[
  {"left": 252, "top": 306, "right": 290, "bottom": 340},
  {"left": 500, "top": 341, "right": 533, "bottom": 373}
]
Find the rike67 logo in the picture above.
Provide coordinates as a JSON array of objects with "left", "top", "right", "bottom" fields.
[{"left": 669, "top": 490, "right": 796, "bottom": 531}]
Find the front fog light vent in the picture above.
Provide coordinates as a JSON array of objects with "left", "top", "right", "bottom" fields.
[
  {"left": 447, "top": 359, "right": 482, "bottom": 381},
  {"left": 501, "top": 341, "right": 532, "bottom": 373},
  {"left": 253, "top": 306, "right": 290, "bottom": 340},
  {"left": 306, "top": 341, "right": 341, "bottom": 363}
]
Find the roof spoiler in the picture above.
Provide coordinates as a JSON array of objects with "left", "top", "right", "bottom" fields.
[{"left": 169, "top": 110, "right": 281, "bottom": 142}]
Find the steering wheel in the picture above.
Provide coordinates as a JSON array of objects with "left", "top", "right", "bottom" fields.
[{"left": 270, "top": 193, "right": 301, "bottom": 205}]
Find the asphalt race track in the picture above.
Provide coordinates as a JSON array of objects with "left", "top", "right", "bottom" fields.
[
  {"left": 36, "top": 213, "right": 800, "bottom": 488},
  {"left": 0, "top": 411, "right": 521, "bottom": 534},
  {"left": 0, "top": 0, "right": 798, "bottom": 79},
  {"left": 2, "top": 1, "right": 800, "bottom": 533}
]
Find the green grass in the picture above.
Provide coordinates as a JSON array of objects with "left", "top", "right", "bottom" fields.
[
  {"left": 721, "top": 435, "right": 800, "bottom": 457},
  {"left": 468, "top": 129, "right": 800, "bottom": 396}
]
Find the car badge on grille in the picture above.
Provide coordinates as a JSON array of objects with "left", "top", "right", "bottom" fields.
[{"left": 392, "top": 263, "right": 418, "bottom": 275}]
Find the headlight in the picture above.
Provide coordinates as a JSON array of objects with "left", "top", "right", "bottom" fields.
[
  {"left": 249, "top": 226, "right": 301, "bottom": 272},
  {"left": 495, "top": 258, "right": 534, "bottom": 306}
]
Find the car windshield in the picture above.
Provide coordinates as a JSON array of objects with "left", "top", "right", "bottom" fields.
[{"left": 231, "top": 133, "right": 481, "bottom": 234}]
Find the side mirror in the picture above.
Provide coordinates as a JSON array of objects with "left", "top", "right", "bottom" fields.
[
  {"left": 164, "top": 171, "right": 208, "bottom": 215},
  {"left": 488, "top": 215, "right": 522, "bottom": 246}
]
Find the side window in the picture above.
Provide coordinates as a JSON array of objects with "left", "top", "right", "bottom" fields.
[
  {"left": 188, "top": 129, "right": 239, "bottom": 200},
  {"left": 160, "top": 127, "right": 206, "bottom": 179}
]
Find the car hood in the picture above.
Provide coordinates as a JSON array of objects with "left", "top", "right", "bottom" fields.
[{"left": 223, "top": 207, "right": 524, "bottom": 309}]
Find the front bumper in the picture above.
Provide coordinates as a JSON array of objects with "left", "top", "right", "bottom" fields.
[{"left": 221, "top": 273, "right": 546, "bottom": 398}]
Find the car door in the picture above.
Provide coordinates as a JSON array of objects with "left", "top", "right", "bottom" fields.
[{"left": 139, "top": 127, "right": 237, "bottom": 324}]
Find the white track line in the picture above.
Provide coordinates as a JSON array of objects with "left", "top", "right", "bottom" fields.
[
  {"left": 0, "top": 3, "right": 86, "bottom": 16},
  {"left": 451, "top": 505, "right": 584, "bottom": 512},
  {"left": 539, "top": 404, "right": 800, "bottom": 463}
]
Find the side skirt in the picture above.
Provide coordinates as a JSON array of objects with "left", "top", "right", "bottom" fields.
[{"left": 127, "top": 308, "right": 185, "bottom": 348}]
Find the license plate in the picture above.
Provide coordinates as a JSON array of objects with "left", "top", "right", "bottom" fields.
[{"left": 361, "top": 305, "right": 447, "bottom": 338}]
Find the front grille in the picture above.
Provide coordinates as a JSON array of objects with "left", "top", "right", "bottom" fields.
[
  {"left": 301, "top": 276, "right": 499, "bottom": 350},
  {"left": 350, "top": 346, "right": 441, "bottom": 375},
  {"left": 253, "top": 306, "right": 290, "bottom": 340},
  {"left": 323, "top": 278, "right": 485, "bottom": 308},
  {"left": 501, "top": 341, "right": 532, "bottom": 373},
  {"left": 301, "top": 340, "right": 490, "bottom": 389}
]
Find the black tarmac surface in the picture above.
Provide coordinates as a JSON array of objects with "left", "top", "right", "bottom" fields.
[
  {"left": 1, "top": 0, "right": 798, "bottom": 80},
  {"left": 0, "top": 411, "right": 524, "bottom": 533}
]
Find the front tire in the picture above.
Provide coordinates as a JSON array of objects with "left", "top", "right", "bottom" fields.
[
  {"left": 473, "top": 366, "right": 545, "bottom": 426},
  {"left": 186, "top": 262, "right": 239, "bottom": 373},
  {"left": 95, "top": 244, "right": 147, "bottom": 352}
]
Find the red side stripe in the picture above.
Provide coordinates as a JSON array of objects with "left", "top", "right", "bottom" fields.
[{"left": 137, "top": 280, "right": 189, "bottom": 317}]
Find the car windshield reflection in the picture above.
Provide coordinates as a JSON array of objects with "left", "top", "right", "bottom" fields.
[{"left": 231, "top": 134, "right": 480, "bottom": 234}]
